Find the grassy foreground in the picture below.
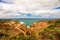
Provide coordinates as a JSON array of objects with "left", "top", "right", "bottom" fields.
[{"left": 0, "top": 19, "right": 60, "bottom": 40}]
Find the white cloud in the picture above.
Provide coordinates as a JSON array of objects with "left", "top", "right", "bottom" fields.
[
  {"left": 14, "top": 0, "right": 60, "bottom": 13},
  {"left": 0, "top": 0, "right": 60, "bottom": 18},
  {"left": 0, "top": 0, "right": 60, "bottom": 13},
  {"left": 30, "top": 10, "right": 60, "bottom": 15}
]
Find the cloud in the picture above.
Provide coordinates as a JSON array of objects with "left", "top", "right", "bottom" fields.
[
  {"left": 14, "top": 0, "right": 60, "bottom": 13},
  {"left": 30, "top": 10, "right": 60, "bottom": 15},
  {"left": 0, "top": 10, "right": 60, "bottom": 18},
  {"left": 0, "top": 0, "right": 60, "bottom": 13},
  {"left": 0, "top": 0, "right": 60, "bottom": 18}
]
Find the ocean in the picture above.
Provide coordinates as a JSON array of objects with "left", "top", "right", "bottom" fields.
[{"left": 0, "top": 18, "right": 57, "bottom": 26}]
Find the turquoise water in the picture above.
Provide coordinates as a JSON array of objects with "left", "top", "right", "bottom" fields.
[
  {"left": 1, "top": 18, "right": 54, "bottom": 26},
  {"left": 17, "top": 18, "right": 52, "bottom": 26},
  {"left": 18, "top": 19, "right": 38, "bottom": 26}
]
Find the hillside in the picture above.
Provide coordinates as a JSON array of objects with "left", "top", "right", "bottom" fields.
[{"left": 0, "top": 19, "right": 60, "bottom": 40}]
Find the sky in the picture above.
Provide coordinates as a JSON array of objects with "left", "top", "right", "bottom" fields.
[{"left": 0, "top": 0, "right": 60, "bottom": 18}]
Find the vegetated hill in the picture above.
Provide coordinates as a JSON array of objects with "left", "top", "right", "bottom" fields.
[
  {"left": 28, "top": 19, "right": 60, "bottom": 40},
  {"left": 0, "top": 19, "right": 60, "bottom": 40},
  {"left": 0, "top": 19, "right": 27, "bottom": 40}
]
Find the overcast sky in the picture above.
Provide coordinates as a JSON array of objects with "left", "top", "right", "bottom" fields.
[{"left": 0, "top": 0, "right": 60, "bottom": 18}]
